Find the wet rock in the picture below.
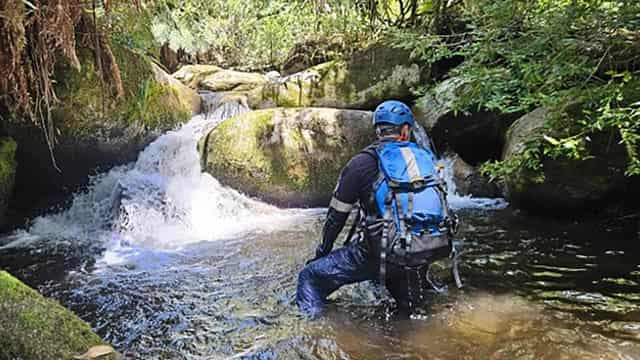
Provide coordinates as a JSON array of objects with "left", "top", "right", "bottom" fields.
[
  {"left": 199, "top": 108, "right": 374, "bottom": 207},
  {"left": 414, "top": 77, "right": 518, "bottom": 164},
  {"left": 0, "top": 271, "right": 107, "bottom": 360},
  {"left": 74, "top": 345, "right": 121, "bottom": 360},
  {"left": 151, "top": 63, "right": 201, "bottom": 114},
  {"left": 448, "top": 153, "right": 502, "bottom": 198},
  {"left": 502, "top": 106, "right": 628, "bottom": 213},
  {"left": 0, "top": 138, "right": 17, "bottom": 226}
]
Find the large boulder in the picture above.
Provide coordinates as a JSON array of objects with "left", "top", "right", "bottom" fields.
[
  {"left": 414, "top": 77, "right": 518, "bottom": 165},
  {"left": 199, "top": 108, "right": 374, "bottom": 207},
  {"left": 172, "top": 64, "right": 222, "bottom": 89},
  {"left": 200, "top": 69, "right": 267, "bottom": 92},
  {"left": 0, "top": 271, "right": 116, "bottom": 360},
  {"left": 6, "top": 45, "right": 192, "bottom": 219},
  {"left": 0, "top": 138, "right": 17, "bottom": 226},
  {"left": 150, "top": 63, "right": 201, "bottom": 114},
  {"left": 502, "top": 107, "right": 629, "bottom": 213},
  {"left": 249, "top": 44, "right": 423, "bottom": 110}
]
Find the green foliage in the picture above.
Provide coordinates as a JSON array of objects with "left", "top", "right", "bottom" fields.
[
  {"left": 149, "top": 0, "right": 374, "bottom": 69},
  {"left": 392, "top": 0, "right": 640, "bottom": 180}
]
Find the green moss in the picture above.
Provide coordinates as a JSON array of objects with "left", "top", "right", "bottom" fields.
[
  {"left": 0, "top": 271, "right": 104, "bottom": 360},
  {"left": 200, "top": 108, "right": 373, "bottom": 206},
  {"left": 52, "top": 42, "right": 189, "bottom": 138},
  {"left": 0, "top": 138, "right": 17, "bottom": 190}
]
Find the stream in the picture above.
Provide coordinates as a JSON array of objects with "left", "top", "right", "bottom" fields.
[{"left": 0, "top": 93, "right": 639, "bottom": 359}]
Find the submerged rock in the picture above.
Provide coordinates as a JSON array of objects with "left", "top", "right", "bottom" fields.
[
  {"left": 73, "top": 345, "right": 121, "bottom": 360},
  {"left": 199, "top": 108, "right": 374, "bottom": 207},
  {"left": 0, "top": 138, "right": 17, "bottom": 226},
  {"left": 414, "top": 77, "right": 518, "bottom": 164},
  {"left": 0, "top": 271, "right": 108, "bottom": 360},
  {"left": 502, "top": 107, "right": 628, "bottom": 213}
]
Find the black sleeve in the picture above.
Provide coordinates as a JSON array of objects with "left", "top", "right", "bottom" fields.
[
  {"left": 314, "top": 208, "right": 349, "bottom": 259},
  {"left": 314, "top": 153, "right": 377, "bottom": 259},
  {"left": 333, "top": 153, "right": 376, "bottom": 205}
]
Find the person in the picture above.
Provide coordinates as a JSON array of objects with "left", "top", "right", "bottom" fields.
[{"left": 296, "top": 100, "right": 459, "bottom": 318}]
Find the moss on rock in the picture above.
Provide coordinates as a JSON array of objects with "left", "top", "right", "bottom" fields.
[
  {"left": 502, "top": 105, "right": 628, "bottom": 213},
  {"left": 52, "top": 43, "right": 191, "bottom": 138},
  {"left": 0, "top": 137, "right": 17, "bottom": 225},
  {"left": 249, "top": 50, "right": 422, "bottom": 111},
  {"left": 198, "top": 108, "right": 374, "bottom": 207},
  {"left": 0, "top": 271, "right": 106, "bottom": 360}
]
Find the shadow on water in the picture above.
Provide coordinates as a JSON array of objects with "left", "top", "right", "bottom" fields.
[{"left": 1, "top": 208, "right": 639, "bottom": 359}]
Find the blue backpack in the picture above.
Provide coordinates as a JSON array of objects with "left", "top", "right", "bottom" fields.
[{"left": 369, "top": 141, "right": 461, "bottom": 288}]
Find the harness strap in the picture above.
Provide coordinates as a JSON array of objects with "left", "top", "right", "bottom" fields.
[
  {"left": 380, "top": 191, "right": 393, "bottom": 288},
  {"left": 406, "top": 192, "right": 414, "bottom": 252},
  {"left": 394, "top": 192, "right": 406, "bottom": 245},
  {"left": 343, "top": 204, "right": 362, "bottom": 246}
]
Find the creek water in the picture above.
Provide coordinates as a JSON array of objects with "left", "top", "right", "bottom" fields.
[{"left": 0, "top": 94, "right": 639, "bottom": 359}]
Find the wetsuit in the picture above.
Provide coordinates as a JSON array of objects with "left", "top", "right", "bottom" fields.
[{"left": 296, "top": 140, "right": 415, "bottom": 317}]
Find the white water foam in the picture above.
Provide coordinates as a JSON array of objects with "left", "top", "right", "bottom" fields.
[{"left": 442, "top": 155, "right": 509, "bottom": 210}]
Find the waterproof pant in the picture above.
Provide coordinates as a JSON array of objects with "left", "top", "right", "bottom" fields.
[{"left": 296, "top": 244, "right": 410, "bottom": 317}]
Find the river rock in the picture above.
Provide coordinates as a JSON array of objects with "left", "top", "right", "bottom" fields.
[
  {"left": 502, "top": 107, "right": 628, "bottom": 213},
  {"left": 172, "top": 64, "right": 222, "bottom": 88},
  {"left": 248, "top": 44, "right": 424, "bottom": 110},
  {"left": 200, "top": 69, "right": 267, "bottom": 92},
  {"left": 448, "top": 152, "right": 502, "bottom": 198},
  {"left": 0, "top": 271, "right": 107, "bottom": 359},
  {"left": 414, "top": 77, "right": 518, "bottom": 164},
  {"left": 151, "top": 63, "right": 201, "bottom": 114},
  {"left": 0, "top": 138, "right": 17, "bottom": 226},
  {"left": 199, "top": 108, "right": 374, "bottom": 207}
]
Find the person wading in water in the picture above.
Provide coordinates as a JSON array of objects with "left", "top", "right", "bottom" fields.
[{"left": 297, "top": 100, "right": 460, "bottom": 318}]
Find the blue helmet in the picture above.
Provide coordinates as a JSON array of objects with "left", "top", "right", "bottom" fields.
[{"left": 373, "top": 100, "right": 415, "bottom": 127}]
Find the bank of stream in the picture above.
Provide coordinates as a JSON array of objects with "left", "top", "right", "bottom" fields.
[{"left": 0, "top": 94, "right": 638, "bottom": 359}]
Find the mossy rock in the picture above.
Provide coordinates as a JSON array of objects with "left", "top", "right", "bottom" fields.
[
  {"left": 0, "top": 271, "right": 110, "bottom": 360},
  {"left": 198, "top": 108, "right": 374, "bottom": 207},
  {"left": 249, "top": 47, "right": 423, "bottom": 111},
  {"left": 150, "top": 62, "right": 201, "bottom": 114},
  {"left": 502, "top": 106, "right": 628, "bottom": 213},
  {"left": 414, "top": 77, "right": 518, "bottom": 165},
  {"left": 0, "top": 137, "right": 17, "bottom": 225},
  {"left": 6, "top": 42, "right": 192, "bottom": 216},
  {"left": 51, "top": 43, "right": 191, "bottom": 136}
]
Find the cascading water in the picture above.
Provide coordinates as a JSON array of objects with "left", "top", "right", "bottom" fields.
[{"left": 1, "top": 91, "right": 320, "bottom": 258}]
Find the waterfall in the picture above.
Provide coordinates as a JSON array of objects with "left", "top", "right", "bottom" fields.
[{"left": 1, "top": 92, "right": 319, "bottom": 257}]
